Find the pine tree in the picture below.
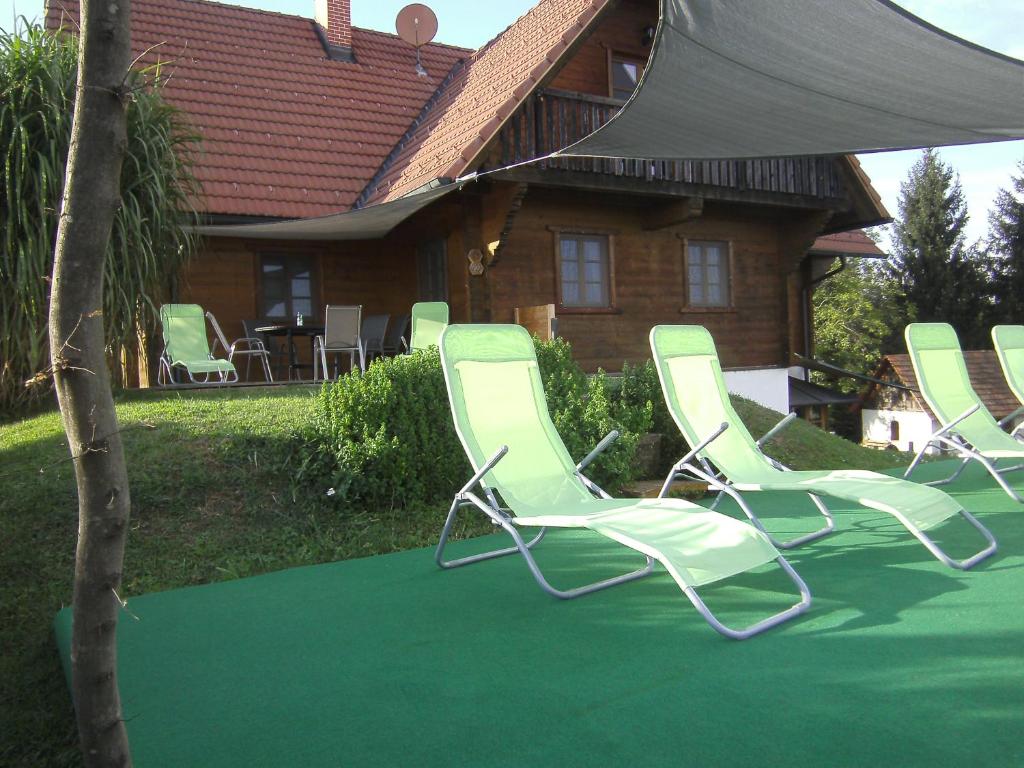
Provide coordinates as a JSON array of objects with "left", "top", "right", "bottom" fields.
[
  {"left": 888, "top": 149, "right": 991, "bottom": 347},
  {"left": 987, "top": 159, "right": 1024, "bottom": 323}
]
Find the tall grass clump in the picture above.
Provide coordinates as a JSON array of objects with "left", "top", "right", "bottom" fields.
[
  {"left": 0, "top": 20, "right": 200, "bottom": 417},
  {"left": 301, "top": 340, "right": 651, "bottom": 510}
]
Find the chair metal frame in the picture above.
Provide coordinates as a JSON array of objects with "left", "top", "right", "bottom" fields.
[
  {"left": 207, "top": 312, "right": 273, "bottom": 383},
  {"left": 904, "top": 404, "right": 1024, "bottom": 503},
  {"left": 666, "top": 415, "right": 996, "bottom": 570},
  {"left": 437, "top": 430, "right": 811, "bottom": 640}
]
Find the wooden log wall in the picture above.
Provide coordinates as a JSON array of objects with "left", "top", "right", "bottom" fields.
[{"left": 485, "top": 186, "right": 798, "bottom": 372}]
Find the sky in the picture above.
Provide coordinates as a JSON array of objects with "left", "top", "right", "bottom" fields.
[{"left": 4, "top": 0, "right": 1023, "bottom": 247}]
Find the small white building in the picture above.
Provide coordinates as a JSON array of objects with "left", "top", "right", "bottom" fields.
[{"left": 857, "top": 352, "right": 1020, "bottom": 454}]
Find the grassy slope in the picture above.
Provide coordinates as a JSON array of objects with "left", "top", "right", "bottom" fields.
[{"left": 0, "top": 389, "right": 909, "bottom": 766}]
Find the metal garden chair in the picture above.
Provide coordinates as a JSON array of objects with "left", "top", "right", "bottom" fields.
[{"left": 314, "top": 305, "right": 363, "bottom": 380}]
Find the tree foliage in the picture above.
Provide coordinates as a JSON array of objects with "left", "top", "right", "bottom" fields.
[
  {"left": 813, "top": 258, "right": 905, "bottom": 393},
  {"left": 887, "top": 148, "right": 991, "bottom": 347},
  {"left": 0, "top": 20, "right": 199, "bottom": 417},
  {"left": 987, "top": 159, "right": 1024, "bottom": 324}
]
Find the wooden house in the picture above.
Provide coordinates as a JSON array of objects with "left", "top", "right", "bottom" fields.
[
  {"left": 47, "top": 0, "right": 889, "bottom": 407},
  {"left": 857, "top": 352, "right": 1021, "bottom": 454}
]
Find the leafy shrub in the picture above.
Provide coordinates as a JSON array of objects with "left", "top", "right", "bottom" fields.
[
  {"left": 615, "top": 360, "right": 688, "bottom": 475},
  {"left": 300, "top": 349, "right": 469, "bottom": 510},
  {"left": 300, "top": 338, "right": 648, "bottom": 510}
]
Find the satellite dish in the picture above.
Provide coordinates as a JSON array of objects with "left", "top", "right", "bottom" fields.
[{"left": 395, "top": 3, "right": 438, "bottom": 78}]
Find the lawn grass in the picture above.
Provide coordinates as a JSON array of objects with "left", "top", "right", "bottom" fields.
[{"left": 0, "top": 387, "right": 911, "bottom": 766}]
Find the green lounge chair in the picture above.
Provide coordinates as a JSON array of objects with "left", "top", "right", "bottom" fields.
[
  {"left": 437, "top": 323, "right": 810, "bottom": 640},
  {"left": 905, "top": 322, "right": 1024, "bottom": 503},
  {"left": 157, "top": 304, "right": 238, "bottom": 385},
  {"left": 991, "top": 324, "right": 1024, "bottom": 438},
  {"left": 410, "top": 301, "right": 448, "bottom": 351},
  {"left": 650, "top": 324, "right": 995, "bottom": 570}
]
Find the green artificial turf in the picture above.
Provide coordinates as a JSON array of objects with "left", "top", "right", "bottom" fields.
[{"left": 54, "top": 459, "right": 1024, "bottom": 767}]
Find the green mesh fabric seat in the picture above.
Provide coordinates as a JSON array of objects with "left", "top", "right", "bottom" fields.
[
  {"left": 905, "top": 322, "right": 1024, "bottom": 502},
  {"left": 437, "top": 324, "right": 811, "bottom": 640},
  {"left": 157, "top": 304, "right": 237, "bottom": 385},
  {"left": 409, "top": 302, "right": 449, "bottom": 351},
  {"left": 650, "top": 324, "right": 995, "bottom": 570}
]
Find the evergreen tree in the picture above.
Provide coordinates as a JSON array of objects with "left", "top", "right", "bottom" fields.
[
  {"left": 887, "top": 149, "right": 991, "bottom": 347},
  {"left": 987, "top": 159, "right": 1024, "bottom": 323}
]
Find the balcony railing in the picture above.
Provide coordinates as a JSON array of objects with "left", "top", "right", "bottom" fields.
[{"left": 497, "top": 89, "right": 845, "bottom": 200}]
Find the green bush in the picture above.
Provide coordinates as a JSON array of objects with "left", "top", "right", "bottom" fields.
[
  {"left": 300, "top": 338, "right": 648, "bottom": 510},
  {"left": 615, "top": 360, "right": 688, "bottom": 475}
]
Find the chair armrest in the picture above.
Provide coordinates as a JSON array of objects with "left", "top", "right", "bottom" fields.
[
  {"left": 229, "top": 337, "right": 268, "bottom": 355},
  {"left": 576, "top": 430, "right": 619, "bottom": 472},
  {"left": 673, "top": 422, "right": 729, "bottom": 470},
  {"left": 756, "top": 412, "right": 798, "bottom": 448},
  {"left": 997, "top": 405, "right": 1024, "bottom": 428},
  {"left": 936, "top": 404, "right": 980, "bottom": 438},
  {"left": 458, "top": 445, "right": 508, "bottom": 496}
]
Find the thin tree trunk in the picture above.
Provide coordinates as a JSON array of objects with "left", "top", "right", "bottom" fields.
[{"left": 49, "top": 0, "right": 133, "bottom": 765}]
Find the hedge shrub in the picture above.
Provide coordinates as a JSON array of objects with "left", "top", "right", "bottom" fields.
[
  {"left": 300, "top": 338, "right": 650, "bottom": 510},
  {"left": 615, "top": 360, "right": 688, "bottom": 475}
]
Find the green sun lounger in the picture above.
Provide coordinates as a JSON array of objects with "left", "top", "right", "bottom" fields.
[
  {"left": 650, "top": 324, "right": 995, "bottom": 570},
  {"left": 991, "top": 324, "right": 1024, "bottom": 437},
  {"left": 437, "top": 323, "right": 810, "bottom": 640},
  {"left": 410, "top": 301, "right": 449, "bottom": 351},
  {"left": 157, "top": 304, "right": 238, "bottom": 385},
  {"left": 905, "top": 322, "right": 1024, "bottom": 503}
]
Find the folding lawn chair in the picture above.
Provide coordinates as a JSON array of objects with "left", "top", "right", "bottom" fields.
[
  {"left": 437, "top": 323, "right": 811, "bottom": 640},
  {"left": 905, "top": 322, "right": 1024, "bottom": 503},
  {"left": 649, "top": 324, "right": 995, "bottom": 570},
  {"left": 410, "top": 301, "right": 448, "bottom": 351},
  {"left": 991, "top": 324, "right": 1024, "bottom": 438},
  {"left": 157, "top": 304, "right": 238, "bottom": 385}
]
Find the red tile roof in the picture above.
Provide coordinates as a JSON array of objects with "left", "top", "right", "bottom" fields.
[
  {"left": 873, "top": 352, "right": 1020, "bottom": 421},
  {"left": 810, "top": 230, "right": 885, "bottom": 257},
  {"left": 364, "top": 0, "right": 611, "bottom": 204},
  {"left": 47, "top": 0, "right": 469, "bottom": 219}
]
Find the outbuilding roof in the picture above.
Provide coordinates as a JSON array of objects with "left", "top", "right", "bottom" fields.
[{"left": 860, "top": 352, "right": 1020, "bottom": 421}]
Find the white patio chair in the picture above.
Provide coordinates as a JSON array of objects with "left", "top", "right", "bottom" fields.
[
  {"left": 314, "top": 305, "right": 364, "bottom": 380},
  {"left": 206, "top": 311, "right": 273, "bottom": 382}
]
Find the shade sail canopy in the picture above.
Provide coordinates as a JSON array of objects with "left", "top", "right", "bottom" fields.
[
  {"left": 560, "top": 0, "right": 1024, "bottom": 161},
  {"left": 197, "top": 181, "right": 460, "bottom": 240}
]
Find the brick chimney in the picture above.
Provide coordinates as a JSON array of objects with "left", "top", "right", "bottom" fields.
[{"left": 315, "top": 0, "right": 354, "bottom": 62}]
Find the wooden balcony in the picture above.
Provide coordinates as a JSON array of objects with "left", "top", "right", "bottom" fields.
[{"left": 497, "top": 89, "right": 846, "bottom": 201}]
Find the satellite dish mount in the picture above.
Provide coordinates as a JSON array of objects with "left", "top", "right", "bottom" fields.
[{"left": 395, "top": 3, "right": 438, "bottom": 78}]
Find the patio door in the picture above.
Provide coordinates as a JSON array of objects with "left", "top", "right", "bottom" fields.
[{"left": 416, "top": 239, "right": 448, "bottom": 302}]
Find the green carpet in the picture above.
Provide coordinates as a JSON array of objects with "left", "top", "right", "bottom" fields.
[{"left": 55, "top": 461, "right": 1024, "bottom": 767}]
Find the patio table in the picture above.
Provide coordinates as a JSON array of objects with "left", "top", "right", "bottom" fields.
[{"left": 255, "top": 323, "right": 325, "bottom": 381}]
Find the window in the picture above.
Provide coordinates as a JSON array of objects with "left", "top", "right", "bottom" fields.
[
  {"left": 416, "top": 239, "right": 448, "bottom": 301},
  {"left": 685, "top": 241, "right": 731, "bottom": 308},
  {"left": 261, "top": 254, "right": 315, "bottom": 320},
  {"left": 559, "top": 234, "right": 611, "bottom": 308},
  {"left": 610, "top": 55, "right": 644, "bottom": 100},
  {"left": 890, "top": 420, "right": 900, "bottom": 441}
]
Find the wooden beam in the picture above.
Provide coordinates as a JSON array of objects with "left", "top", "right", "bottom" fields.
[
  {"left": 641, "top": 196, "right": 704, "bottom": 230},
  {"left": 493, "top": 166, "right": 850, "bottom": 211}
]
